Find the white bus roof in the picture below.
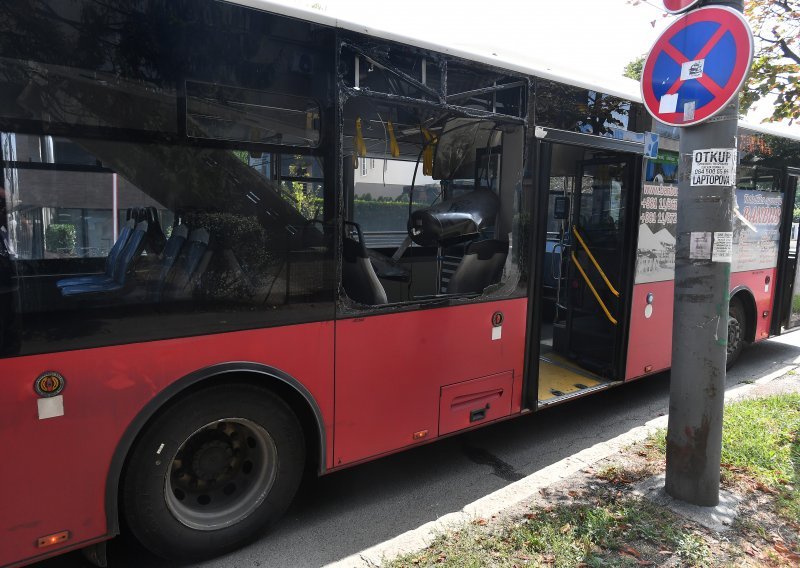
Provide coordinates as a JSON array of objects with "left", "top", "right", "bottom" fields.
[{"left": 233, "top": 0, "right": 799, "bottom": 143}]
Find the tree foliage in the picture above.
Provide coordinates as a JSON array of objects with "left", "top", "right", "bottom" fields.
[
  {"left": 741, "top": 0, "right": 799, "bottom": 123},
  {"left": 623, "top": 55, "right": 644, "bottom": 81},
  {"left": 626, "top": 1, "right": 799, "bottom": 124}
]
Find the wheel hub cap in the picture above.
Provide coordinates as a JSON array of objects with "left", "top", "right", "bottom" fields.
[
  {"left": 192, "top": 440, "right": 233, "bottom": 481},
  {"left": 164, "top": 418, "right": 278, "bottom": 531}
]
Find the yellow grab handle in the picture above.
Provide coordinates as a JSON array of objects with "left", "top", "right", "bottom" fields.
[
  {"left": 571, "top": 252, "right": 617, "bottom": 326},
  {"left": 355, "top": 118, "right": 367, "bottom": 157},
  {"left": 387, "top": 121, "right": 400, "bottom": 157},
  {"left": 421, "top": 128, "right": 436, "bottom": 177},
  {"left": 573, "top": 227, "right": 620, "bottom": 297}
]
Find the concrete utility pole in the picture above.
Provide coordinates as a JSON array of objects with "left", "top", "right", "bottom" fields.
[{"left": 665, "top": 0, "right": 747, "bottom": 506}]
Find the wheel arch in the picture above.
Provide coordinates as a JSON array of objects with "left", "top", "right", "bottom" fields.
[
  {"left": 104, "top": 362, "right": 327, "bottom": 536},
  {"left": 730, "top": 285, "right": 756, "bottom": 343}
]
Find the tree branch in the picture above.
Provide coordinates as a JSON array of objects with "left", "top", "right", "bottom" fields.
[{"left": 778, "top": 39, "right": 800, "bottom": 64}]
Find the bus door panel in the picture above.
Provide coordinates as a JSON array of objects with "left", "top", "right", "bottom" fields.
[
  {"left": 776, "top": 175, "right": 800, "bottom": 333},
  {"left": 333, "top": 298, "right": 526, "bottom": 466},
  {"left": 554, "top": 155, "right": 636, "bottom": 378}
]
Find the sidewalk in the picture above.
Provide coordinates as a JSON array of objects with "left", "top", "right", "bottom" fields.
[{"left": 326, "top": 357, "right": 800, "bottom": 567}]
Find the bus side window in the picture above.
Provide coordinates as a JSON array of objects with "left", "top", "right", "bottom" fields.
[{"left": 339, "top": 98, "right": 525, "bottom": 309}]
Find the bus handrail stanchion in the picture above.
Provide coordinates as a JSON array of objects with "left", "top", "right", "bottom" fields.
[
  {"left": 570, "top": 251, "right": 618, "bottom": 325},
  {"left": 572, "top": 226, "right": 620, "bottom": 297}
]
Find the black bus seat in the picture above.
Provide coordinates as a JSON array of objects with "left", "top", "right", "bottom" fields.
[
  {"left": 61, "top": 220, "right": 149, "bottom": 296},
  {"left": 56, "top": 219, "right": 135, "bottom": 289},
  {"left": 165, "top": 228, "right": 211, "bottom": 298},
  {"left": 407, "top": 189, "right": 498, "bottom": 247},
  {"left": 446, "top": 239, "right": 508, "bottom": 294},
  {"left": 149, "top": 224, "right": 189, "bottom": 301},
  {"left": 143, "top": 206, "right": 167, "bottom": 254},
  {"left": 342, "top": 221, "right": 387, "bottom": 305},
  {"left": 126, "top": 206, "right": 166, "bottom": 255}
]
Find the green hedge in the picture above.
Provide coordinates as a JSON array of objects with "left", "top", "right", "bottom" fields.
[
  {"left": 45, "top": 224, "right": 77, "bottom": 254},
  {"left": 354, "top": 200, "right": 408, "bottom": 231},
  {"left": 183, "top": 212, "right": 274, "bottom": 267},
  {"left": 353, "top": 200, "right": 430, "bottom": 232},
  {"left": 183, "top": 212, "right": 275, "bottom": 299}
]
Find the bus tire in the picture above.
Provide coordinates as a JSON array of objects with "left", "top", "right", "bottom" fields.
[
  {"left": 727, "top": 297, "right": 746, "bottom": 369},
  {"left": 122, "top": 383, "right": 305, "bottom": 561}
]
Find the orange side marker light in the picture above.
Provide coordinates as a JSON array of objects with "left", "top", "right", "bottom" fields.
[{"left": 37, "top": 530, "right": 69, "bottom": 548}]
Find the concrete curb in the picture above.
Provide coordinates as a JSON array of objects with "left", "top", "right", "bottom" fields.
[{"left": 324, "top": 360, "right": 800, "bottom": 568}]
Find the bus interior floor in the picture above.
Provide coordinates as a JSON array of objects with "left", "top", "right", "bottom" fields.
[{"left": 537, "top": 351, "right": 616, "bottom": 404}]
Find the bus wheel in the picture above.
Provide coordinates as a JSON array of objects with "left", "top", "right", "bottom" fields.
[
  {"left": 122, "top": 384, "right": 305, "bottom": 560},
  {"left": 727, "top": 297, "right": 746, "bottom": 369}
]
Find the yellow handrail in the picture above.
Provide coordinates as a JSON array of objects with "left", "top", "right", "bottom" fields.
[
  {"left": 571, "top": 251, "right": 618, "bottom": 326},
  {"left": 573, "top": 227, "right": 620, "bottom": 298},
  {"left": 387, "top": 121, "right": 400, "bottom": 157},
  {"left": 355, "top": 118, "right": 368, "bottom": 157},
  {"left": 420, "top": 127, "right": 436, "bottom": 176}
]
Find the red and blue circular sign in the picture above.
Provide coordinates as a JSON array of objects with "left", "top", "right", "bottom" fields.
[
  {"left": 663, "top": 0, "right": 701, "bottom": 14},
  {"left": 642, "top": 6, "right": 753, "bottom": 127}
]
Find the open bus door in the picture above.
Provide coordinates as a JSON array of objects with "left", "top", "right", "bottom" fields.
[
  {"left": 773, "top": 171, "right": 800, "bottom": 333},
  {"left": 531, "top": 137, "right": 640, "bottom": 407}
]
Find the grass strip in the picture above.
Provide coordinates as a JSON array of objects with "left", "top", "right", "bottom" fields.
[
  {"left": 649, "top": 393, "right": 799, "bottom": 523},
  {"left": 385, "top": 394, "right": 799, "bottom": 567}
]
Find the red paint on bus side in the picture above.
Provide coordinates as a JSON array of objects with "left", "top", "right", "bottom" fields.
[
  {"left": 0, "top": 322, "right": 334, "bottom": 568},
  {"left": 730, "top": 268, "right": 777, "bottom": 342},
  {"left": 334, "top": 298, "right": 527, "bottom": 466},
  {"left": 625, "top": 269, "right": 777, "bottom": 381},
  {"left": 625, "top": 280, "right": 675, "bottom": 381}
]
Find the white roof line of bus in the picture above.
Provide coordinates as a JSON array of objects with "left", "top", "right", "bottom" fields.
[{"left": 233, "top": 0, "right": 800, "bottom": 143}]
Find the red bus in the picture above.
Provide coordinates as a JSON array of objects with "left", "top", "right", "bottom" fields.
[{"left": 1, "top": 1, "right": 799, "bottom": 566}]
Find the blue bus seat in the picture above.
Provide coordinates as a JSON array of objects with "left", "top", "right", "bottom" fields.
[
  {"left": 56, "top": 219, "right": 135, "bottom": 288},
  {"left": 61, "top": 221, "right": 149, "bottom": 296},
  {"left": 164, "top": 228, "right": 211, "bottom": 298}
]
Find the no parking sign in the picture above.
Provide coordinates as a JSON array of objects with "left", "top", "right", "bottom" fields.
[
  {"left": 662, "top": 0, "right": 701, "bottom": 14},
  {"left": 641, "top": 6, "right": 753, "bottom": 127}
]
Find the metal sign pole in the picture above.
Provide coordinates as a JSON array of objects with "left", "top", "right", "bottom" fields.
[{"left": 665, "top": 0, "right": 746, "bottom": 506}]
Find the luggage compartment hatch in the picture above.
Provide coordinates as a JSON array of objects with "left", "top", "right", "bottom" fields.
[{"left": 439, "top": 371, "right": 514, "bottom": 435}]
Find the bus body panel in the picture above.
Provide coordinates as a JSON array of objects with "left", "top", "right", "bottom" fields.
[
  {"left": 0, "top": 321, "right": 334, "bottom": 567},
  {"left": 625, "top": 269, "right": 776, "bottom": 381},
  {"left": 334, "top": 298, "right": 526, "bottom": 466},
  {"left": 730, "top": 268, "right": 777, "bottom": 342},
  {"left": 625, "top": 280, "right": 675, "bottom": 380}
]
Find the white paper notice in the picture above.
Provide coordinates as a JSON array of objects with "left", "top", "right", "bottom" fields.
[
  {"left": 712, "top": 232, "right": 733, "bottom": 263},
  {"left": 683, "top": 101, "right": 696, "bottom": 121},
  {"left": 659, "top": 93, "right": 678, "bottom": 114},
  {"left": 690, "top": 232, "right": 712, "bottom": 260},
  {"left": 681, "top": 59, "right": 705, "bottom": 81},
  {"left": 492, "top": 326, "right": 502, "bottom": 341},
  {"left": 691, "top": 148, "right": 737, "bottom": 186},
  {"left": 38, "top": 395, "right": 64, "bottom": 420}
]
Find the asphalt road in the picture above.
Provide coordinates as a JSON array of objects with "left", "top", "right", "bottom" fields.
[{"left": 34, "top": 333, "right": 800, "bottom": 568}]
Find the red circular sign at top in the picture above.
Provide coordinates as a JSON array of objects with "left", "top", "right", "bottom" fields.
[
  {"left": 641, "top": 6, "right": 753, "bottom": 127},
  {"left": 663, "top": 0, "right": 702, "bottom": 14}
]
